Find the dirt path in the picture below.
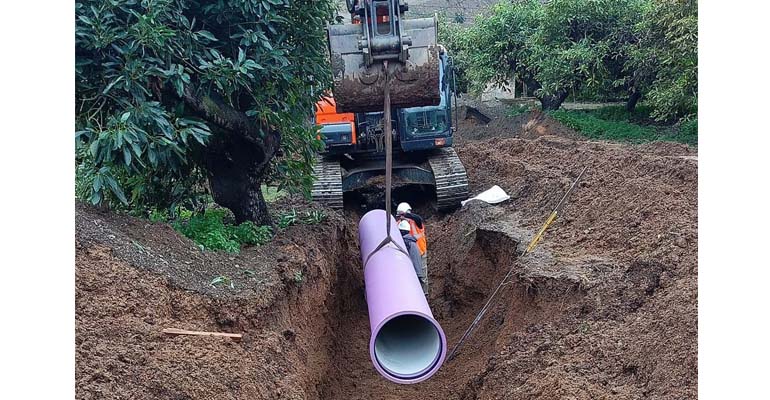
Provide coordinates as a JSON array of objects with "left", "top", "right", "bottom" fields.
[{"left": 76, "top": 109, "right": 697, "bottom": 399}]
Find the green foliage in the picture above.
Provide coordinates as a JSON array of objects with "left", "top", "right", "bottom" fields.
[
  {"left": 507, "top": 104, "right": 534, "bottom": 117},
  {"left": 210, "top": 275, "right": 234, "bottom": 290},
  {"left": 441, "top": 0, "right": 697, "bottom": 119},
  {"left": 261, "top": 185, "right": 287, "bottom": 203},
  {"left": 293, "top": 270, "right": 304, "bottom": 285},
  {"left": 584, "top": 105, "right": 655, "bottom": 123},
  {"left": 452, "top": 0, "right": 644, "bottom": 103},
  {"left": 533, "top": 0, "right": 643, "bottom": 99},
  {"left": 277, "top": 209, "right": 299, "bottom": 229},
  {"left": 75, "top": 0, "right": 337, "bottom": 213},
  {"left": 550, "top": 109, "right": 656, "bottom": 142},
  {"left": 437, "top": 16, "right": 472, "bottom": 93},
  {"left": 277, "top": 209, "right": 327, "bottom": 229},
  {"left": 460, "top": 0, "right": 542, "bottom": 95},
  {"left": 149, "top": 209, "right": 168, "bottom": 222},
  {"left": 676, "top": 118, "right": 698, "bottom": 145},
  {"left": 303, "top": 210, "right": 327, "bottom": 225},
  {"left": 174, "top": 209, "right": 273, "bottom": 253},
  {"left": 549, "top": 107, "right": 697, "bottom": 145},
  {"left": 627, "top": 0, "right": 698, "bottom": 121}
]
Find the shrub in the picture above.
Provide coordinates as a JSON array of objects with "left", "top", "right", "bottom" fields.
[
  {"left": 174, "top": 209, "right": 273, "bottom": 253},
  {"left": 278, "top": 209, "right": 327, "bottom": 229}
]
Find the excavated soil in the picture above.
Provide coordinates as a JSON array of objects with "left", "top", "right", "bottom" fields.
[
  {"left": 76, "top": 104, "right": 697, "bottom": 399},
  {"left": 455, "top": 99, "right": 582, "bottom": 144}
]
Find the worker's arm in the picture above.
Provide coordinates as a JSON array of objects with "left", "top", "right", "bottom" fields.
[{"left": 403, "top": 212, "right": 424, "bottom": 229}]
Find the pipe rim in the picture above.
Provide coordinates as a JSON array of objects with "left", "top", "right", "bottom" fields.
[{"left": 369, "top": 310, "right": 447, "bottom": 384}]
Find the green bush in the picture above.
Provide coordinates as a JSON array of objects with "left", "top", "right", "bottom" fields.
[
  {"left": 173, "top": 209, "right": 273, "bottom": 253},
  {"left": 278, "top": 209, "right": 327, "bottom": 229}
]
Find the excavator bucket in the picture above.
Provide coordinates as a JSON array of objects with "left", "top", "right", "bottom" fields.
[{"left": 327, "top": 15, "right": 441, "bottom": 113}]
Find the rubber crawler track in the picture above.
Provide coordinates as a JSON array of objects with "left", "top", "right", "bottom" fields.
[
  {"left": 428, "top": 148, "right": 469, "bottom": 211},
  {"left": 311, "top": 156, "right": 344, "bottom": 209}
]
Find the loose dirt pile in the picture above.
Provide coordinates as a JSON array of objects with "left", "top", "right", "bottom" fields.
[
  {"left": 76, "top": 107, "right": 697, "bottom": 399},
  {"left": 456, "top": 99, "right": 581, "bottom": 144}
]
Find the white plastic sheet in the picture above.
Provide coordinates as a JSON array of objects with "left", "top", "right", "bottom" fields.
[{"left": 460, "top": 185, "right": 510, "bottom": 207}]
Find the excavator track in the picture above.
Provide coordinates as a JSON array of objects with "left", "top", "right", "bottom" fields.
[
  {"left": 428, "top": 148, "right": 469, "bottom": 211},
  {"left": 311, "top": 156, "right": 344, "bottom": 209}
]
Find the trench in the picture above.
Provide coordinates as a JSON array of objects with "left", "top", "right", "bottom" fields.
[
  {"left": 264, "top": 189, "right": 580, "bottom": 399},
  {"left": 150, "top": 186, "right": 581, "bottom": 399}
]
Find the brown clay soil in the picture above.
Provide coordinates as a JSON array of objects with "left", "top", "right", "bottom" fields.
[{"left": 76, "top": 104, "right": 697, "bottom": 399}]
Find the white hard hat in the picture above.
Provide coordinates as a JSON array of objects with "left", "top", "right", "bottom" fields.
[
  {"left": 396, "top": 202, "right": 412, "bottom": 214},
  {"left": 398, "top": 220, "right": 411, "bottom": 231}
]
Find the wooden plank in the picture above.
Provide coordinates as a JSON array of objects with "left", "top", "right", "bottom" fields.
[{"left": 162, "top": 328, "right": 242, "bottom": 340}]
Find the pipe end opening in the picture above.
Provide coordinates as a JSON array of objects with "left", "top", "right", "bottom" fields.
[{"left": 373, "top": 314, "right": 443, "bottom": 380}]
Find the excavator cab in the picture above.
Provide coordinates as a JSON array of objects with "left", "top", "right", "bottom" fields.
[{"left": 327, "top": 0, "right": 441, "bottom": 113}]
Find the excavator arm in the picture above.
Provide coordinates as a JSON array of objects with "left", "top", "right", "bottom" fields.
[{"left": 327, "top": 1, "right": 441, "bottom": 113}]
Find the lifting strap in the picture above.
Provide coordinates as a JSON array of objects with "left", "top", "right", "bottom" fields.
[{"left": 363, "top": 60, "right": 409, "bottom": 268}]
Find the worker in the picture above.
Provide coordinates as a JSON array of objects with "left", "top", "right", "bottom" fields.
[
  {"left": 398, "top": 219, "right": 428, "bottom": 295},
  {"left": 396, "top": 202, "right": 427, "bottom": 293}
]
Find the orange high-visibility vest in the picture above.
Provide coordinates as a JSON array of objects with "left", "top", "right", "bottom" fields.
[{"left": 402, "top": 217, "right": 426, "bottom": 255}]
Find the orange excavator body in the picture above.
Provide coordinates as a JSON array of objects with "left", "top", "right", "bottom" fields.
[{"left": 314, "top": 95, "right": 356, "bottom": 144}]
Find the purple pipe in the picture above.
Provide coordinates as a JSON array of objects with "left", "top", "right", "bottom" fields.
[{"left": 359, "top": 209, "right": 447, "bottom": 384}]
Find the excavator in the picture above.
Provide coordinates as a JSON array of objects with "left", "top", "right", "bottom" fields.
[{"left": 311, "top": 0, "right": 469, "bottom": 211}]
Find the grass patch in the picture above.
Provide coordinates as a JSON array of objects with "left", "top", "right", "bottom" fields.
[
  {"left": 173, "top": 208, "right": 273, "bottom": 253},
  {"left": 585, "top": 105, "right": 655, "bottom": 123},
  {"left": 549, "top": 106, "right": 697, "bottom": 146}
]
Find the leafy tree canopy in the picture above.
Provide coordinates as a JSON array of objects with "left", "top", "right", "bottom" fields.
[
  {"left": 440, "top": 0, "right": 697, "bottom": 120},
  {"left": 76, "top": 0, "right": 337, "bottom": 223},
  {"left": 627, "top": 0, "right": 698, "bottom": 121}
]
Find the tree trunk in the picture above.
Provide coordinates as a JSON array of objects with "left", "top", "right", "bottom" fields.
[
  {"left": 174, "top": 86, "right": 281, "bottom": 226},
  {"left": 538, "top": 90, "right": 569, "bottom": 111},
  {"left": 204, "top": 130, "right": 275, "bottom": 226},
  {"left": 626, "top": 90, "right": 641, "bottom": 112}
]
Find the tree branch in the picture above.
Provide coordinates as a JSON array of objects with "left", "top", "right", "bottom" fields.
[{"left": 181, "top": 85, "right": 262, "bottom": 137}]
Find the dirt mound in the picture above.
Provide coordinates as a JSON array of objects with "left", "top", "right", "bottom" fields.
[
  {"left": 456, "top": 100, "right": 580, "bottom": 143},
  {"left": 455, "top": 99, "right": 528, "bottom": 143},
  {"left": 517, "top": 109, "right": 582, "bottom": 140},
  {"left": 76, "top": 203, "right": 363, "bottom": 399},
  {"left": 76, "top": 109, "right": 697, "bottom": 399}
]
